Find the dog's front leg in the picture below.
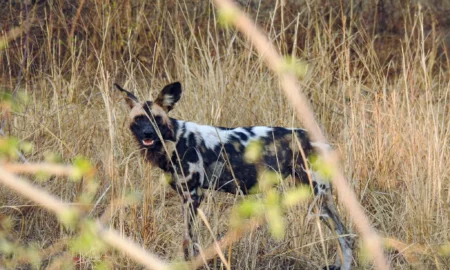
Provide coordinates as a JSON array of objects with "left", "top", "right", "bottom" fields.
[{"left": 181, "top": 188, "right": 203, "bottom": 260}]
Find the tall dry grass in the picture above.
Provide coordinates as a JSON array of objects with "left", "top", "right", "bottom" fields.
[{"left": 1, "top": 0, "right": 449, "bottom": 269}]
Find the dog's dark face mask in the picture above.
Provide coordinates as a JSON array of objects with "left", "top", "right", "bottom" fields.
[
  {"left": 129, "top": 103, "right": 176, "bottom": 151},
  {"left": 114, "top": 82, "right": 182, "bottom": 152}
]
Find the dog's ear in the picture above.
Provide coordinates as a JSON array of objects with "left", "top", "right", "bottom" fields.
[
  {"left": 155, "top": 82, "right": 182, "bottom": 112},
  {"left": 114, "top": 83, "right": 139, "bottom": 109}
]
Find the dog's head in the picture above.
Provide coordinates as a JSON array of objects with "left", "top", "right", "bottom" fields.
[{"left": 114, "top": 82, "right": 182, "bottom": 151}]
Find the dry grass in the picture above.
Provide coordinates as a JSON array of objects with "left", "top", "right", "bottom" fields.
[{"left": 1, "top": 0, "right": 450, "bottom": 269}]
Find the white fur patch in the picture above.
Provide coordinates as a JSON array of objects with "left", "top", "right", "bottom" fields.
[
  {"left": 302, "top": 166, "right": 331, "bottom": 193},
  {"left": 175, "top": 156, "right": 205, "bottom": 186},
  {"left": 182, "top": 121, "right": 231, "bottom": 150},
  {"left": 178, "top": 123, "right": 278, "bottom": 150},
  {"left": 232, "top": 127, "right": 273, "bottom": 146},
  {"left": 233, "top": 127, "right": 250, "bottom": 135},
  {"left": 310, "top": 142, "right": 332, "bottom": 154},
  {"left": 250, "top": 126, "right": 272, "bottom": 138},
  {"left": 188, "top": 160, "right": 203, "bottom": 181},
  {"left": 163, "top": 95, "right": 174, "bottom": 107},
  {"left": 129, "top": 102, "right": 146, "bottom": 121},
  {"left": 173, "top": 121, "right": 184, "bottom": 142}
]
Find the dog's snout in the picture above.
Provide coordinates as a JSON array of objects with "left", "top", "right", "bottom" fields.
[{"left": 143, "top": 130, "right": 153, "bottom": 138}]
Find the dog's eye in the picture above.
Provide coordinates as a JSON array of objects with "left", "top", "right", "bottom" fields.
[
  {"left": 134, "top": 115, "right": 146, "bottom": 122},
  {"left": 154, "top": 116, "right": 162, "bottom": 124}
]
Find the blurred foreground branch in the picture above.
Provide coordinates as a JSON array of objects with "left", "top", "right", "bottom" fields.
[
  {"left": 192, "top": 211, "right": 264, "bottom": 269},
  {"left": 0, "top": 166, "right": 168, "bottom": 270},
  {"left": 212, "top": 0, "right": 389, "bottom": 269}
]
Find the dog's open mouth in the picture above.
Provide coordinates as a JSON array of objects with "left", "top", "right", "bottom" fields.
[{"left": 142, "top": 139, "right": 155, "bottom": 146}]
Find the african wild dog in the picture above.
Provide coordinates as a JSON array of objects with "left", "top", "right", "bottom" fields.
[{"left": 114, "top": 82, "right": 354, "bottom": 269}]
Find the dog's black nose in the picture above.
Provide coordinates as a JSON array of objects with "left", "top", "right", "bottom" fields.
[{"left": 143, "top": 131, "right": 153, "bottom": 138}]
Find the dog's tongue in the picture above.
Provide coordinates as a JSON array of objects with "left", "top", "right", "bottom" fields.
[{"left": 142, "top": 139, "right": 154, "bottom": 146}]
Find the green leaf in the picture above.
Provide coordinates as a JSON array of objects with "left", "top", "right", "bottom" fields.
[
  {"left": 168, "top": 260, "right": 190, "bottom": 270},
  {"left": 0, "top": 91, "right": 29, "bottom": 113},
  {"left": 20, "top": 141, "right": 33, "bottom": 154},
  {"left": 12, "top": 91, "right": 29, "bottom": 112},
  {"left": 0, "top": 91, "right": 13, "bottom": 106},
  {"left": 44, "top": 151, "right": 63, "bottom": 163},
  {"left": 218, "top": 6, "right": 238, "bottom": 27},
  {"left": 58, "top": 208, "right": 79, "bottom": 228},
  {"left": 244, "top": 140, "right": 263, "bottom": 163},
  {"left": 70, "top": 221, "right": 107, "bottom": 255},
  {"left": 231, "top": 198, "right": 265, "bottom": 228},
  {"left": 0, "top": 216, "right": 13, "bottom": 231},
  {"left": 278, "top": 56, "right": 308, "bottom": 79},
  {"left": 0, "top": 238, "right": 15, "bottom": 254},
  {"left": 162, "top": 173, "right": 173, "bottom": 185},
  {"left": 0, "top": 137, "right": 20, "bottom": 159},
  {"left": 94, "top": 261, "right": 112, "bottom": 270},
  {"left": 439, "top": 244, "right": 450, "bottom": 256},
  {"left": 35, "top": 170, "right": 51, "bottom": 182},
  {"left": 71, "top": 156, "right": 95, "bottom": 181},
  {"left": 265, "top": 190, "right": 285, "bottom": 240},
  {"left": 358, "top": 239, "right": 371, "bottom": 266},
  {"left": 282, "top": 185, "right": 312, "bottom": 207},
  {"left": 308, "top": 154, "right": 335, "bottom": 181},
  {"left": 24, "top": 245, "right": 41, "bottom": 269},
  {"left": 237, "top": 198, "right": 265, "bottom": 219},
  {"left": 258, "top": 171, "right": 281, "bottom": 192}
]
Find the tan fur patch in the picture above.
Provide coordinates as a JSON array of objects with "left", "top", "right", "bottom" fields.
[
  {"left": 129, "top": 102, "right": 146, "bottom": 121},
  {"left": 150, "top": 104, "right": 169, "bottom": 124},
  {"left": 162, "top": 140, "right": 177, "bottom": 161},
  {"left": 128, "top": 102, "right": 169, "bottom": 124},
  {"left": 232, "top": 141, "right": 242, "bottom": 152},
  {"left": 264, "top": 142, "right": 277, "bottom": 156},
  {"left": 284, "top": 134, "right": 298, "bottom": 153}
]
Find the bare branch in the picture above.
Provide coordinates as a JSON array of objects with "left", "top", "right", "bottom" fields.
[
  {"left": 212, "top": 0, "right": 390, "bottom": 269},
  {"left": 0, "top": 166, "right": 169, "bottom": 270}
]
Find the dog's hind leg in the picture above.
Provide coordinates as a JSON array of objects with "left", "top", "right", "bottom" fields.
[
  {"left": 318, "top": 190, "right": 354, "bottom": 270},
  {"left": 296, "top": 169, "right": 354, "bottom": 270}
]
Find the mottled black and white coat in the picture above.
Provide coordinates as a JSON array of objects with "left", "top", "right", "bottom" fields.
[{"left": 115, "top": 82, "right": 353, "bottom": 270}]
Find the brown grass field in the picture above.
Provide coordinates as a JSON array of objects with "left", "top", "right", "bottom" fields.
[{"left": 1, "top": 0, "right": 450, "bottom": 269}]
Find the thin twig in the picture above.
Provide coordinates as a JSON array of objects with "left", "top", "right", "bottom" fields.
[
  {"left": 12, "top": 2, "right": 32, "bottom": 97},
  {"left": 68, "top": 0, "right": 87, "bottom": 45},
  {"left": 2, "top": 163, "right": 74, "bottom": 176}
]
